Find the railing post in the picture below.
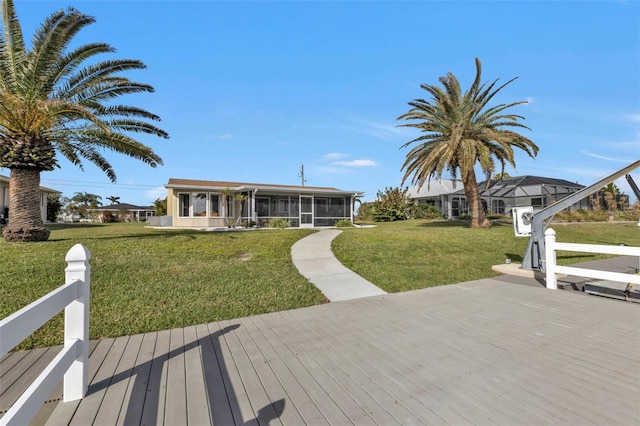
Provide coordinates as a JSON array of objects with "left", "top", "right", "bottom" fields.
[
  {"left": 544, "top": 228, "right": 557, "bottom": 289},
  {"left": 63, "top": 244, "right": 91, "bottom": 401}
]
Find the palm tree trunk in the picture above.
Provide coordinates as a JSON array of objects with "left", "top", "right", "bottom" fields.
[
  {"left": 2, "top": 168, "right": 50, "bottom": 242},
  {"left": 462, "top": 168, "right": 491, "bottom": 229}
]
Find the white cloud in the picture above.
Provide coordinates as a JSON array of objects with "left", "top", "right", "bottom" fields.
[
  {"left": 145, "top": 186, "right": 167, "bottom": 201},
  {"left": 332, "top": 159, "right": 378, "bottom": 167},
  {"left": 625, "top": 113, "right": 640, "bottom": 124},
  {"left": 205, "top": 133, "right": 233, "bottom": 140},
  {"left": 334, "top": 112, "right": 411, "bottom": 142},
  {"left": 357, "top": 119, "right": 409, "bottom": 141},
  {"left": 579, "top": 150, "right": 631, "bottom": 163},
  {"left": 322, "top": 152, "right": 349, "bottom": 160}
]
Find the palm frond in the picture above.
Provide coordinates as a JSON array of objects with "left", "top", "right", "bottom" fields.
[
  {"left": 0, "top": 0, "right": 26, "bottom": 92},
  {"left": 397, "top": 58, "right": 538, "bottom": 217},
  {"left": 28, "top": 13, "right": 101, "bottom": 95}
]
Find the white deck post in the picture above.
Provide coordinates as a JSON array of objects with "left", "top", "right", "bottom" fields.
[
  {"left": 544, "top": 229, "right": 557, "bottom": 289},
  {"left": 63, "top": 244, "right": 91, "bottom": 401}
]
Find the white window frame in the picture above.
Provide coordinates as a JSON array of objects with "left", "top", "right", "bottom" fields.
[
  {"left": 209, "top": 193, "right": 221, "bottom": 217},
  {"left": 193, "top": 193, "right": 208, "bottom": 217},
  {"left": 178, "top": 193, "right": 190, "bottom": 217}
]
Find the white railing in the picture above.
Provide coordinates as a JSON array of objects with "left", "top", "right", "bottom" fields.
[
  {"left": 0, "top": 244, "right": 91, "bottom": 426},
  {"left": 544, "top": 228, "right": 640, "bottom": 290}
]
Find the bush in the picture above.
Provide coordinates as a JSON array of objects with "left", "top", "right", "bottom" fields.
[
  {"left": 371, "top": 207, "right": 406, "bottom": 222},
  {"left": 357, "top": 202, "right": 374, "bottom": 221},
  {"left": 371, "top": 187, "right": 412, "bottom": 222},
  {"left": 410, "top": 204, "right": 442, "bottom": 219},
  {"left": 334, "top": 219, "right": 353, "bottom": 228},
  {"left": 268, "top": 218, "right": 289, "bottom": 228},
  {"left": 102, "top": 210, "right": 116, "bottom": 223},
  {"left": 554, "top": 209, "right": 609, "bottom": 222},
  {"left": 46, "top": 194, "right": 64, "bottom": 222}
]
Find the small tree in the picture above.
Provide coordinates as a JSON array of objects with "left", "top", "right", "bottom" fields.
[
  {"left": 234, "top": 193, "right": 248, "bottom": 226},
  {"left": 357, "top": 202, "right": 374, "bottom": 222},
  {"left": 371, "top": 187, "right": 413, "bottom": 222},
  {"left": 46, "top": 194, "right": 64, "bottom": 222},
  {"left": 221, "top": 188, "right": 234, "bottom": 227},
  {"left": 154, "top": 197, "right": 167, "bottom": 216},
  {"left": 67, "top": 192, "right": 102, "bottom": 218}
]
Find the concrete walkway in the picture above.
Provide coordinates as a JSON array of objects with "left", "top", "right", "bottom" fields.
[{"left": 291, "top": 229, "right": 387, "bottom": 301}]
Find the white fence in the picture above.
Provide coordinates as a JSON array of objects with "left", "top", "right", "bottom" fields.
[
  {"left": 0, "top": 244, "right": 91, "bottom": 426},
  {"left": 544, "top": 228, "right": 640, "bottom": 290}
]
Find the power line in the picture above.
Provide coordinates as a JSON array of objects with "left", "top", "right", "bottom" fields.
[{"left": 40, "top": 179, "right": 162, "bottom": 190}]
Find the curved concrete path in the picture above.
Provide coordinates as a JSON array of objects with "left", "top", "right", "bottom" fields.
[{"left": 291, "top": 229, "right": 387, "bottom": 301}]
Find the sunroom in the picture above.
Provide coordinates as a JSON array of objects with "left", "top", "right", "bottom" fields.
[{"left": 164, "top": 178, "right": 363, "bottom": 228}]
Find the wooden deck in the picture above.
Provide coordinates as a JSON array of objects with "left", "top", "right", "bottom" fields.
[{"left": 2, "top": 275, "right": 639, "bottom": 425}]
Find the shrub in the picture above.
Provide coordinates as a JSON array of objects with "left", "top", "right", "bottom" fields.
[
  {"left": 371, "top": 187, "right": 412, "bottom": 222},
  {"left": 410, "top": 204, "right": 442, "bottom": 219},
  {"left": 46, "top": 194, "right": 64, "bottom": 222},
  {"left": 268, "top": 218, "right": 289, "bottom": 228},
  {"left": 102, "top": 210, "right": 116, "bottom": 223},
  {"left": 357, "top": 202, "right": 374, "bottom": 221},
  {"left": 554, "top": 209, "right": 609, "bottom": 222},
  {"left": 335, "top": 219, "right": 353, "bottom": 228}
]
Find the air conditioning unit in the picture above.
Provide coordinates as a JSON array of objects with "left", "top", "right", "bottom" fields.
[{"left": 512, "top": 207, "right": 533, "bottom": 237}]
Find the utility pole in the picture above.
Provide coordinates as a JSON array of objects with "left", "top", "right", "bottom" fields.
[{"left": 298, "top": 164, "right": 307, "bottom": 186}]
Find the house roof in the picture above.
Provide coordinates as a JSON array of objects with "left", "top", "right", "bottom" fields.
[
  {"left": 166, "top": 178, "right": 364, "bottom": 196},
  {"left": 407, "top": 179, "right": 463, "bottom": 198},
  {"left": 452, "top": 175, "right": 585, "bottom": 198},
  {"left": 0, "top": 174, "right": 62, "bottom": 194},
  {"left": 91, "top": 203, "right": 154, "bottom": 211},
  {"left": 407, "top": 175, "right": 586, "bottom": 199}
]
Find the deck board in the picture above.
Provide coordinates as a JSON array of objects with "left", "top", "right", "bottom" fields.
[
  {"left": 195, "top": 323, "right": 235, "bottom": 425},
  {"left": 117, "top": 331, "right": 157, "bottom": 426},
  {"left": 93, "top": 333, "right": 144, "bottom": 425},
  {"left": 68, "top": 336, "right": 128, "bottom": 426},
  {"left": 242, "top": 316, "right": 330, "bottom": 425},
  {"left": 183, "top": 325, "right": 211, "bottom": 424},
  {"left": 2, "top": 274, "right": 639, "bottom": 425},
  {"left": 139, "top": 328, "right": 170, "bottom": 426},
  {"left": 215, "top": 320, "right": 258, "bottom": 426},
  {"left": 164, "top": 327, "right": 187, "bottom": 425}
]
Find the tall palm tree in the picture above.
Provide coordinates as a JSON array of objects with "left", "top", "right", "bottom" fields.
[
  {"left": 0, "top": 0, "right": 168, "bottom": 241},
  {"left": 398, "top": 58, "right": 538, "bottom": 228},
  {"left": 106, "top": 196, "right": 120, "bottom": 205}
]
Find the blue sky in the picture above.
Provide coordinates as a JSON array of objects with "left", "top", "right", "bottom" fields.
[{"left": 5, "top": 0, "right": 640, "bottom": 204}]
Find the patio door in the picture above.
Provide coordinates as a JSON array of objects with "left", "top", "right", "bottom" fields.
[{"left": 300, "top": 195, "right": 313, "bottom": 227}]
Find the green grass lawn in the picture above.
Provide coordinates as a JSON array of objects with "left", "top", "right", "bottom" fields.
[
  {"left": 2, "top": 220, "right": 638, "bottom": 349},
  {"left": 333, "top": 219, "right": 640, "bottom": 293},
  {"left": 0, "top": 223, "right": 325, "bottom": 349}
]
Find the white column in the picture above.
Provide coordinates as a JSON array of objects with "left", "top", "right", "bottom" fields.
[
  {"left": 63, "top": 244, "right": 91, "bottom": 401},
  {"left": 544, "top": 228, "right": 557, "bottom": 289}
]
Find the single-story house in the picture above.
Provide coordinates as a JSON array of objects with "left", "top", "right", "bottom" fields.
[
  {"left": 164, "top": 178, "right": 363, "bottom": 228},
  {"left": 0, "top": 174, "right": 61, "bottom": 224},
  {"left": 409, "top": 176, "right": 589, "bottom": 219},
  {"left": 88, "top": 203, "right": 155, "bottom": 222}
]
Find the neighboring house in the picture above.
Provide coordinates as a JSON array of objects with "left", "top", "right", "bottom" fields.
[
  {"left": 409, "top": 176, "right": 588, "bottom": 219},
  {"left": 0, "top": 174, "right": 61, "bottom": 224},
  {"left": 407, "top": 179, "right": 463, "bottom": 218},
  {"left": 164, "top": 178, "right": 363, "bottom": 228},
  {"left": 88, "top": 203, "right": 155, "bottom": 222}
]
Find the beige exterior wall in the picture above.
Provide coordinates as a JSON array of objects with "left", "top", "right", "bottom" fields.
[{"left": 168, "top": 187, "right": 244, "bottom": 228}]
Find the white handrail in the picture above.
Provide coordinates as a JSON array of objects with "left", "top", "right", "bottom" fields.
[
  {"left": 544, "top": 228, "right": 640, "bottom": 290},
  {"left": 0, "top": 244, "right": 91, "bottom": 426}
]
